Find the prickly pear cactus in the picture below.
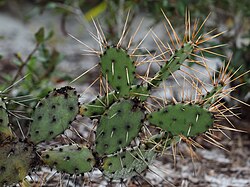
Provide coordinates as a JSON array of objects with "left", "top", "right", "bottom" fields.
[
  {"left": 29, "top": 86, "right": 79, "bottom": 144},
  {"left": 41, "top": 144, "right": 95, "bottom": 175},
  {"left": 95, "top": 99, "right": 144, "bottom": 155},
  {"left": 0, "top": 10, "right": 245, "bottom": 187},
  {"left": 0, "top": 98, "right": 12, "bottom": 140},
  {"left": 100, "top": 46, "right": 136, "bottom": 97},
  {"left": 102, "top": 146, "right": 156, "bottom": 180},
  {"left": 148, "top": 103, "right": 213, "bottom": 137},
  {"left": 0, "top": 140, "right": 35, "bottom": 186}
]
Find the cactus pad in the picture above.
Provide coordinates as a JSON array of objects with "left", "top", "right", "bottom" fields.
[
  {"left": 95, "top": 99, "right": 144, "bottom": 155},
  {"left": 29, "top": 86, "right": 79, "bottom": 144},
  {"left": 151, "top": 42, "right": 194, "bottom": 87},
  {"left": 41, "top": 144, "right": 95, "bottom": 174},
  {"left": 148, "top": 103, "right": 213, "bottom": 137},
  {"left": 100, "top": 46, "right": 136, "bottom": 97},
  {"left": 80, "top": 92, "right": 117, "bottom": 118},
  {"left": 0, "top": 141, "right": 35, "bottom": 186},
  {"left": 0, "top": 98, "right": 12, "bottom": 140},
  {"left": 102, "top": 147, "right": 155, "bottom": 180}
]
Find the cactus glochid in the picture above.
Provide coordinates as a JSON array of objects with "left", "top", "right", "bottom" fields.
[{"left": 1, "top": 11, "right": 248, "bottom": 186}]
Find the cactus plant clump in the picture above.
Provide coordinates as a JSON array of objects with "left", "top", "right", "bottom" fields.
[
  {"left": 74, "top": 11, "right": 244, "bottom": 185},
  {"left": 0, "top": 11, "right": 248, "bottom": 186}
]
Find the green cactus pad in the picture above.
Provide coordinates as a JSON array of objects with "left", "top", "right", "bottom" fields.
[
  {"left": 148, "top": 103, "right": 213, "bottom": 137},
  {"left": 41, "top": 144, "right": 95, "bottom": 174},
  {"left": 95, "top": 99, "right": 144, "bottom": 156},
  {"left": 29, "top": 86, "right": 79, "bottom": 144},
  {"left": 0, "top": 98, "right": 12, "bottom": 140},
  {"left": 150, "top": 42, "right": 194, "bottom": 87},
  {"left": 80, "top": 92, "right": 117, "bottom": 118},
  {"left": 0, "top": 141, "right": 35, "bottom": 186},
  {"left": 102, "top": 147, "right": 155, "bottom": 180},
  {"left": 100, "top": 46, "right": 136, "bottom": 97}
]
